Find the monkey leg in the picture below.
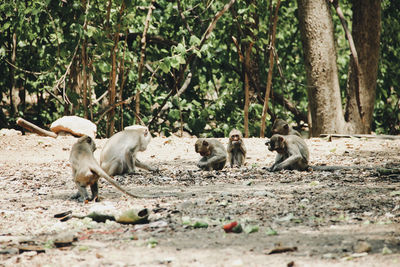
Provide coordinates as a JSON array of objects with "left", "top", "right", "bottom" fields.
[
  {"left": 273, "top": 155, "right": 306, "bottom": 171},
  {"left": 126, "top": 147, "right": 138, "bottom": 174},
  {"left": 106, "top": 161, "right": 124, "bottom": 176},
  {"left": 90, "top": 182, "right": 99, "bottom": 202}
]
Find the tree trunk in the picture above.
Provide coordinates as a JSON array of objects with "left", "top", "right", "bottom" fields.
[
  {"left": 344, "top": 0, "right": 380, "bottom": 133},
  {"left": 297, "top": 0, "right": 346, "bottom": 136},
  {"left": 243, "top": 43, "right": 253, "bottom": 138}
]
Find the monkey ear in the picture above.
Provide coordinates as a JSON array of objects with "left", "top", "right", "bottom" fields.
[
  {"left": 143, "top": 129, "right": 148, "bottom": 137},
  {"left": 278, "top": 136, "right": 284, "bottom": 142},
  {"left": 86, "top": 136, "right": 92, "bottom": 143},
  {"left": 203, "top": 140, "right": 209, "bottom": 146},
  {"left": 284, "top": 124, "right": 289, "bottom": 130}
]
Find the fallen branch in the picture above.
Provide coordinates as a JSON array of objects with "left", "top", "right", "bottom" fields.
[
  {"left": 17, "top": 118, "right": 57, "bottom": 138},
  {"left": 320, "top": 134, "right": 400, "bottom": 140}
]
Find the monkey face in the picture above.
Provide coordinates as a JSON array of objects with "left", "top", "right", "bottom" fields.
[
  {"left": 195, "top": 139, "right": 211, "bottom": 157},
  {"left": 266, "top": 135, "right": 286, "bottom": 153},
  {"left": 78, "top": 135, "right": 96, "bottom": 152}
]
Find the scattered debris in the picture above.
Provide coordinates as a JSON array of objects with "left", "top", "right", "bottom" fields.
[{"left": 266, "top": 246, "right": 298, "bottom": 255}]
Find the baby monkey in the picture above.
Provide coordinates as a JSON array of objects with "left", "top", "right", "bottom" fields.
[
  {"left": 227, "top": 129, "right": 246, "bottom": 167},
  {"left": 69, "top": 135, "right": 141, "bottom": 202},
  {"left": 195, "top": 138, "right": 227, "bottom": 171},
  {"left": 271, "top": 119, "right": 301, "bottom": 137},
  {"left": 266, "top": 134, "right": 309, "bottom": 171}
]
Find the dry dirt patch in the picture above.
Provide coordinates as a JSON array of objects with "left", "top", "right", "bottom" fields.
[{"left": 0, "top": 133, "right": 400, "bottom": 266}]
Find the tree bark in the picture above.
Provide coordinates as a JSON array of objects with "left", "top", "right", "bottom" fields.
[
  {"left": 297, "top": 0, "right": 346, "bottom": 136},
  {"left": 344, "top": 0, "right": 380, "bottom": 133}
]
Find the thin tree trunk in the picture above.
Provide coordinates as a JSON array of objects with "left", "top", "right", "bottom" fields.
[
  {"left": 107, "top": 1, "right": 125, "bottom": 136},
  {"left": 81, "top": 0, "right": 89, "bottom": 119},
  {"left": 119, "top": 29, "right": 129, "bottom": 130},
  {"left": 10, "top": 33, "right": 17, "bottom": 116},
  {"left": 243, "top": 43, "right": 253, "bottom": 138},
  {"left": 260, "top": 0, "right": 280, "bottom": 138},
  {"left": 136, "top": 1, "right": 155, "bottom": 124}
]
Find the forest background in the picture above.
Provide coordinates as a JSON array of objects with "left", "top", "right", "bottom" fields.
[{"left": 0, "top": 0, "right": 398, "bottom": 138}]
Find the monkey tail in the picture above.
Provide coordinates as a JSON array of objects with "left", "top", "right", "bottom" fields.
[
  {"left": 91, "top": 165, "right": 142, "bottom": 199},
  {"left": 310, "top": 165, "right": 372, "bottom": 172}
]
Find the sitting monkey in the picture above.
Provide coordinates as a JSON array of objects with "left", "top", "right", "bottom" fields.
[
  {"left": 195, "top": 138, "right": 227, "bottom": 171},
  {"left": 266, "top": 134, "right": 309, "bottom": 171},
  {"left": 227, "top": 129, "right": 246, "bottom": 167},
  {"left": 100, "top": 125, "right": 157, "bottom": 176},
  {"left": 271, "top": 118, "right": 301, "bottom": 137}
]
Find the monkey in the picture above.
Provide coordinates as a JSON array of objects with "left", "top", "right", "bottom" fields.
[
  {"left": 265, "top": 134, "right": 309, "bottom": 171},
  {"left": 227, "top": 129, "right": 246, "bottom": 167},
  {"left": 69, "top": 135, "right": 141, "bottom": 202},
  {"left": 195, "top": 138, "right": 227, "bottom": 171},
  {"left": 266, "top": 134, "right": 375, "bottom": 172},
  {"left": 100, "top": 125, "right": 157, "bottom": 176},
  {"left": 271, "top": 119, "right": 301, "bottom": 137}
]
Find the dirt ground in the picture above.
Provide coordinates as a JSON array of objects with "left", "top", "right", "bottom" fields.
[{"left": 0, "top": 130, "right": 400, "bottom": 267}]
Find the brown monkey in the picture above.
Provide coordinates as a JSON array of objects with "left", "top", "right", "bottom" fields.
[
  {"left": 227, "top": 129, "right": 246, "bottom": 167},
  {"left": 266, "top": 134, "right": 309, "bottom": 171},
  {"left": 195, "top": 138, "right": 227, "bottom": 171},
  {"left": 271, "top": 119, "right": 301, "bottom": 137},
  {"left": 100, "top": 125, "right": 157, "bottom": 176},
  {"left": 69, "top": 135, "right": 141, "bottom": 202}
]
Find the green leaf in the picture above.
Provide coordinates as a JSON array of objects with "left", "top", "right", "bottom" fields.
[
  {"left": 176, "top": 43, "right": 186, "bottom": 55},
  {"left": 170, "top": 56, "right": 180, "bottom": 69},
  {"left": 168, "top": 109, "right": 180, "bottom": 120},
  {"left": 159, "top": 60, "right": 171, "bottom": 73},
  {"left": 189, "top": 35, "right": 201, "bottom": 46}
]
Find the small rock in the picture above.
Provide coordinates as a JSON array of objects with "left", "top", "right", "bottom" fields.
[
  {"left": 53, "top": 232, "right": 78, "bottom": 247},
  {"left": 50, "top": 116, "right": 97, "bottom": 138},
  {"left": 354, "top": 241, "right": 371, "bottom": 253}
]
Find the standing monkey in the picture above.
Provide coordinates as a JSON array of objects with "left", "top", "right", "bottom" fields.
[
  {"left": 69, "top": 135, "right": 141, "bottom": 202},
  {"left": 266, "top": 134, "right": 309, "bottom": 171},
  {"left": 271, "top": 119, "right": 301, "bottom": 137},
  {"left": 195, "top": 138, "right": 227, "bottom": 171},
  {"left": 100, "top": 125, "right": 157, "bottom": 176},
  {"left": 227, "top": 129, "right": 246, "bottom": 167}
]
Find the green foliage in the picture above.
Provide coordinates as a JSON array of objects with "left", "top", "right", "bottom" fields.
[{"left": 0, "top": 0, "right": 397, "bottom": 136}]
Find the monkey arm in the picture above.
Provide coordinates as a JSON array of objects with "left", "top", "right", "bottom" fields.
[
  {"left": 273, "top": 154, "right": 304, "bottom": 171},
  {"left": 135, "top": 159, "right": 158, "bottom": 172},
  {"left": 125, "top": 146, "right": 139, "bottom": 173}
]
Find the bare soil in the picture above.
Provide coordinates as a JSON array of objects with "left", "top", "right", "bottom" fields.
[{"left": 1, "top": 131, "right": 400, "bottom": 266}]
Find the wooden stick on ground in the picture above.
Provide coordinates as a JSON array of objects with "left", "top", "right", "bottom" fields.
[
  {"left": 320, "top": 134, "right": 400, "bottom": 140},
  {"left": 16, "top": 118, "right": 57, "bottom": 138}
]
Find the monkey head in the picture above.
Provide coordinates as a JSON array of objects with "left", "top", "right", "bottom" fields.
[
  {"left": 229, "top": 129, "right": 243, "bottom": 146},
  {"left": 271, "top": 119, "right": 289, "bottom": 135},
  {"left": 125, "top": 125, "right": 151, "bottom": 151},
  {"left": 265, "top": 134, "right": 286, "bottom": 154},
  {"left": 195, "top": 139, "right": 211, "bottom": 157},
  {"left": 78, "top": 135, "right": 96, "bottom": 152}
]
